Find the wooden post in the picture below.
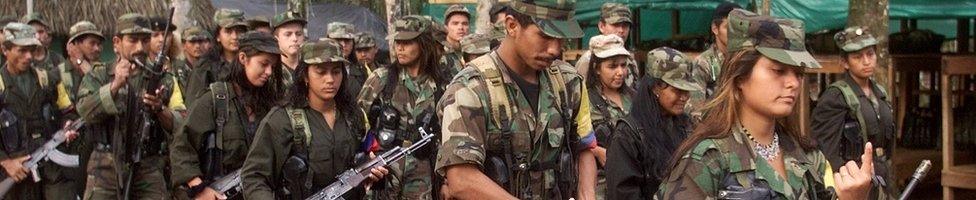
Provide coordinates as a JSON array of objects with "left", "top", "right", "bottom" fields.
[
  {"left": 475, "top": 0, "right": 497, "bottom": 34},
  {"left": 848, "top": 0, "right": 892, "bottom": 95}
]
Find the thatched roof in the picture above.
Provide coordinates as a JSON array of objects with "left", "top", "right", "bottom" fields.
[{"left": 1, "top": 0, "right": 216, "bottom": 36}]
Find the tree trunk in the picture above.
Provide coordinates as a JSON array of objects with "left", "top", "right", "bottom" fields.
[
  {"left": 475, "top": 0, "right": 497, "bottom": 34},
  {"left": 849, "top": 0, "right": 891, "bottom": 90}
]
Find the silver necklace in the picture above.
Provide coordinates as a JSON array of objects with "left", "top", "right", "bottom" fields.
[{"left": 743, "top": 125, "right": 780, "bottom": 161}]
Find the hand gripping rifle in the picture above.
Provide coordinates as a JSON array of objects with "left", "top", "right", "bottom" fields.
[
  {"left": 305, "top": 126, "right": 435, "bottom": 200},
  {"left": 122, "top": 7, "right": 174, "bottom": 200},
  {"left": 0, "top": 120, "right": 85, "bottom": 196}
]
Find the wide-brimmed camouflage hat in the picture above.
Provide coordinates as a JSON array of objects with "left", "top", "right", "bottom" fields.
[
  {"left": 834, "top": 26, "right": 878, "bottom": 53},
  {"left": 461, "top": 33, "right": 492, "bottom": 54},
  {"left": 149, "top": 17, "right": 177, "bottom": 32},
  {"left": 354, "top": 32, "right": 376, "bottom": 49},
  {"left": 327, "top": 22, "right": 356, "bottom": 39},
  {"left": 727, "top": 9, "right": 819, "bottom": 68},
  {"left": 116, "top": 13, "right": 153, "bottom": 35},
  {"left": 182, "top": 26, "right": 212, "bottom": 41},
  {"left": 20, "top": 13, "right": 49, "bottom": 28},
  {"left": 238, "top": 31, "right": 281, "bottom": 55},
  {"left": 601, "top": 3, "right": 632, "bottom": 25},
  {"left": 272, "top": 11, "right": 307, "bottom": 29},
  {"left": 589, "top": 34, "right": 630, "bottom": 59},
  {"left": 248, "top": 15, "right": 271, "bottom": 28},
  {"left": 214, "top": 8, "right": 249, "bottom": 29},
  {"left": 3, "top": 23, "right": 40, "bottom": 46},
  {"left": 444, "top": 4, "right": 471, "bottom": 21},
  {"left": 302, "top": 38, "right": 348, "bottom": 65},
  {"left": 509, "top": 0, "right": 583, "bottom": 39},
  {"left": 646, "top": 47, "right": 701, "bottom": 91},
  {"left": 68, "top": 21, "right": 104, "bottom": 43},
  {"left": 389, "top": 15, "right": 429, "bottom": 40}
]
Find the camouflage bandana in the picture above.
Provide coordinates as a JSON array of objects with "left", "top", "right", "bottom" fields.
[
  {"left": 68, "top": 21, "right": 104, "bottom": 43},
  {"left": 327, "top": 22, "right": 357, "bottom": 39},
  {"left": 238, "top": 31, "right": 281, "bottom": 55},
  {"left": 116, "top": 13, "right": 153, "bottom": 35},
  {"left": 727, "top": 9, "right": 820, "bottom": 68},
  {"left": 460, "top": 33, "right": 492, "bottom": 54},
  {"left": 302, "top": 38, "right": 348, "bottom": 65},
  {"left": 834, "top": 26, "right": 878, "bottom": 53},
  {"left": 3, "top": 23, "right": 41, "bottom": 46},
  {"left": 354, "top": 32, "right": 377, "bottom": 49},
  {"left": 214, "top": 8, "right": 249, "bottom": 29},
  {"left": 600, "top": 3, "right": 632, "bottom": 25},
  {"left": 388, "top": 15, "right": 429, "bottom": 40},
  {"left": 646, "top": 47, "right": 701, "bottom": 91},
  {"left": 509, "top": 0, "right": 583, "bottom": 39},
  {"left": 272, "top": 11, "right": 307, "bottom": 30}
]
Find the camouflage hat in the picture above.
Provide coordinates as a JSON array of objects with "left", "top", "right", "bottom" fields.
[
  {"left": 389, "top": 15, "right": 429, "bottom": 40},
  {"left": 20, "top": 13, "right": 49, "bottom": 28},
  {"left": 238, "top": 31, "right": 281, "bottom": 55},
  {"left": 116, "top": 13, "right": 153, "bottom": 35},
  {"left": 600, "top": 3, "right": 632, "bottom": 25},
  {"left": 327, "top": 22, "right": 357, "bottom": 39},
  {"left": 589, "top": 34, "right": 630, "bottom": 59},
  {"left": 508, "top": 0, "right": 583, "bottom": 39},
  {"left": 727, "top": 9, "right": 820, "bottom": 68},
  {"left": 149, "top": 17, "right": 177, "bottom": 32},
  {"left": 68, "top": 21, "right": 104, "bottom": 43},
  {"left": 182, "top": 26, "right": 212, "bottom": 41},
  {"left": 248, "top": 15, "right": 271, "bottom": 28},
  {"left": 302, "top": 38, "right": 348, "bottom": 65},
  {"left": 272, "top": 11, "right": 307, "bottom": 29},
  {"left": 834, "top": 26, "right": 878, "bottom": 52},
  {"left": 214, "top": 8, "right": 249, "bottom": 29},
  {"left": 646, "top": 47, "right": 701, "bottom": 91},
  {"left": 3, "top": 23, "right": 40, "bottom": 46},
  {"left": 460, "top": 33, "right": 492, "bottom": 54},
  {"left": 354, "top": 32, "right": 376, "bottom": 49},
  {"left": 444, "top": 4, "right": 471, "bottom": 21}
]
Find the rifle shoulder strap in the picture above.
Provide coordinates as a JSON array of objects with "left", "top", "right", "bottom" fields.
[
  {"left": 828, "top": 81, "right": 869, "bottom": 141},
  {"left": 286, "top": 107, "right": 312, "bottom": 152},
  {"left": 210, "top": 82, "right": 230, "bottom": 150}
]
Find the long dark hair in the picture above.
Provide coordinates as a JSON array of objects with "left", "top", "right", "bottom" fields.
[
  {"left": 228, "top": 47, "right": 285, "bottom": 117},
  {"left": 625, "top": 75, "right": 690, "bottom": 178},
  {"left": 287, "top": 61, "right": 364, "bottom": 129},
  {"left": 388, "top": 32, "right": 447, "bottom": 88},
  {"left": 668, "top": 48, "right": 814, "bottom": 169}
]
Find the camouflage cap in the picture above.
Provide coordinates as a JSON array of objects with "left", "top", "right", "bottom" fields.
[
  {"left": 302, "top": 38, "right": 348, "bottom": 65},
  {"left": 214, "top": 8, "right": 249, "bottom": 29},
  {"left": 248, "top": 15, "right": 271, "bottom": 28},
  {"left": 444, "top": 4, "right": 471, "bottom": 21},
  {"left": 182, "top": 26, "right": 212, "bottom": 41},
  {"left": 272, "top": 11, "right": 307, "bottom": 29},
  {"left": 388, "top": 15, "right": 429, "bottom": 40},
  {"left": 116, "top": 13, "right": 153, "bottom": 35},
  {"left": 149, "top": 17, "right": 177, "bottom": 32},
  {"left": 460, "top": 33, "right": 492, "bottom": 54},
  {"left": 327, "top": 22, "right": 357, "bottom": 39},
  {"left": 646, "top": 47, "right": 701, "bottom": 91},
  {"left": 600, "top": 3, "right": 632, "bottom": 25},
  {"left": 68, "top": 21, "right": 104, "bottom": 43},
  {"left": 589, "top": 34, "right": 630, "bottom": 59},
  {"left": 509, "top": 0, "right": 583, "bottom": 39},
  {"left": 20, "top": 13, "right": 49, "bottom": 28},
  {"left": 727, "top": 9, "right": 820, "bottom": 68},
  {"left": 3, "top": 23, "right": 40, "bottom": 46},
  {"left": 834, "top": 26, "right": 878, "bottom": 52},
  {"left": 354, "top": 32, "right": 376, "bottom": 49},
  {"left": 238, "top": 31, "right": 281, "bottom": 55}
]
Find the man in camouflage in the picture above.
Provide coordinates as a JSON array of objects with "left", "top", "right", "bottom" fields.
[
  {"left": 687, "top": 2, "right": 741, "bottom": 121},
  {"left": 327, "top": 22, "right": 370, "bottom": 97},
  {"left": 76, "top": 13, "right": 181, "bottom": 199},
  {"left": 443, "top": 4, "right": 471, "bottom": 62},
  {"left": 575, "top": 3, "right": 638, "bottom": 87},
  {"left": 354, "top": 32, "right": 382, "bottom": 72},
  {"left": 20, "top": 13, "right": 64, "bottom": 71},
  {"left": 435, "top": 0, "right": 599, "bottom": 199},
  {"left": 0, "top": 16, "right": 18, "bottom": 65},
  {"left": 171, "top": 26, "right": 213, "bottom": 98},
  {"left": 272, "top": 11, "right": 307, "bottom": 89},
  {"left": 184, "top": 8, "right": 249, "bottom": 107},
  {"left": 0, "top": 22, "right": 68, "bottom": 200}
]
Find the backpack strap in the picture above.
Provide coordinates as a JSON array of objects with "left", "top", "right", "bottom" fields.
[
  {"left": 828, "top": 81, "right": 869, "bottom": 140},
  {"left": 210, "top": 82, "right": 230, "bottom": 150},
  {"left": 546, "top": 64, "right": 567, "bottom": 110},
  {"left": 286, "top": 107, "right": 313, "bottom": 148},
  {"left": 470, "top": 52, "right": 512, "bottom": 132}
]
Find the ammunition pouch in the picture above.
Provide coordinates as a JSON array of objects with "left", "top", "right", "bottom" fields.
[
  {"left": 718, "top": 171, "right": 776, "bottom": 200},
  {"left": 0, "top": 109, "right": 21, "bottom": 153},
  {"left": 281, "top": 154, "right": 310, "bottom": 200}
]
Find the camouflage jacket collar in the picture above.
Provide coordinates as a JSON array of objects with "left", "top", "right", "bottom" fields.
[{"left": 727, "top": 124, "right": 813, "bottom": 198}]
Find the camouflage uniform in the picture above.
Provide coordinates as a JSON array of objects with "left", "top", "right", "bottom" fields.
[
  {"left": 76, "top": 13, "right": 179, "bottom": 200},
  {"left": 687, "top": 45, "right": 722, "bottom": 121},
  {"left": 184, "top": 8, "right": 248, "bottom": 108},
  {"left": 354, "top": 32, "right": 384, "bottom": 73},
  {"left": 170, "top": 32, "right": 281, "bottom": 199},
  {"left": 21, "top": 14, "right": 64, "bottom": 71},
  {"left": 241, "top": 39, "right": 369, "bottom": 200},
  {"left": 442, "top": 4, "right": 470, "bottom": 67},
  {"left": 584, "top": 34, "right": 635, "bottom": 200},
  {"left": 328, "top": 22, "right": 369, "bottom": 98},
  {"left": 575, "top": 3, "right": 637, "bottom": 87},
  {"left": 272, "top": 11, "right": 308, "bottom": 94},
  {"left": 435, "top": 1, "right": 597, "bottom": 199},
  {"left": 657, "top": 9, "right": 834, "bottom": 200},
  {"left": 0, "top": 23, "right": 62, "bottom": 200},
  {"left": 812, "top": 27, "right": 898, "bottom": 200}
]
